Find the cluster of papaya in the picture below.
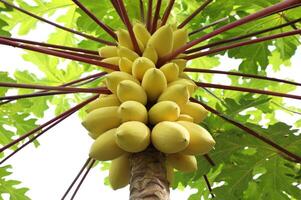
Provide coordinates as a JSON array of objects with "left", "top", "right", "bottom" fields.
[{"left": 81, "top": 23, "right": 215, "bottom": 190}]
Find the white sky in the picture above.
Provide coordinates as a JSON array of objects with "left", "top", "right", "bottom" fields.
[{"left": 0, "top": 17, "right": 300, "bottom": 200}]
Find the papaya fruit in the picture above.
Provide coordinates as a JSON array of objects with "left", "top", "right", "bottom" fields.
[
  {"left": 141, "top": 68, "right": 167, "bottom": 102},
  {"left": 172, "top": 29, "right": 188, "bottom": 51},
  {"left": 86, "top": 94, "right": 120, "bottom": 113},
  {"left": 160, "top": 63, "right": 179, "bottom": 83},
  {"left": 117, "top": 29, "right": 144, "bottom": 51},
  {"left": 181, "top": 102, "right": 208, "bottom": 124},
  {"left": 118, "top": 101, "right": 148, "bottom": 123},
  {"left": 158, "top": 84, "right": 190, "bottom": 109},
  {"left": 118, "top": 46, "right": 139, "bottom": 61},
  {"left": 98, "top": 46, "right": 118, "bottom": 58},
  {"left": 166, "top": 163, "right": 174, "bottom": 185},
  {"left": 109, "top": 154, "right": 130, "bottom": 190},
  {"left": 89, "top": 128, "right": 125, "bottom": 161},
  {"left": 133, "top": 22, "right": 151, "bottom": 47},
  {"left": 178, "top": 114, "right": 194, "bottom": 122},
  {"left": 177, "top": 121, "right": 215, "bottom": 155},
  {"left": 116, "top": 121, "right": 150, "bottom": 152},
  {"left": 151, "top": 121, "right": 190, "bottom": 154},
  {"left": 117, "top": 80, "right": 147, "bottom": 105},
  {"left": 82, "top": 106, "right": 121, "bottom": 139},
  {"left": 167, "top": 154, "right": 197, "bottom": 172},
  {"left": 147, "top": 25, "right": 174, "bottom": 58},
  {"left": 142, "top": 45, "right": 158, "bottom": 64},
  {"left": 171, "top": 59, "right": 187, "bottom": 72},
  {"left": 148, "top": 101, "right": 180, "bottom": 125},
  {"left": 102, "top": 57, "right": 120, "bottom": 66},
  {"left": 105, "top": 71, "right": 139, "bottom": 94},
  {"left": 132, "top": 57, "right": 155, "bottom": 81},
  {"left": 119, "top": 57, "right": 133, "bottom": 74},
  {"left": 168, "top": 78, "right": 197, "bottom": 96}
]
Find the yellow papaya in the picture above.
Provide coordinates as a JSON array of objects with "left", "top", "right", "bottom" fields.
[
  {"left": 173, "top": 29, "right": 188, "bottom": 51},
  {"left": 178, "top": 114, "right": 194, "bottom": 122},
  {"left": 167, "top": 154, "right": 197, "bottom": 172},
  {"left": 168, "top": 78, "right": 197, "bottom": 96},
  {"left": 119, "top": 57, "right": 133, "bottom": 74},
  {"left": 148, "top": 101, "right": 180, "bottom": 125},
  {"left": 133, "top": 22, "right": 151, "bottom": 47},
  {"left": 82, "top": 106, "right": 120, "bottom": 139},
  {"left": 98, "top": 46, "right": 118, "bottom": 58},
  {"left": 171, "top": 59, "right": 187, "bottom": 72},
  {"left": 116, "top": 121, "right": 150, "bottom": 152},
  {"left": 147, "top": 25, "right": 174, "bottom": 58},
  {"left": 102, "top": 57, "right": 120, "bottom": 66},
  {"left": 118, "top": 46, "right": 139, "bottom": 61},
  {"left": 177, "top": 121, "right": 215, "bottom": 155},
  {"left": 181, "top": 102, "right": 208, "bottom": 124},
  {"left": 141, "top": 68, "right": 167, "bottom": 102},
  {"left": 105, "top": 71, "right": 139, "bottom": 94},
  {"left": 117, "top": 80, "right": 147, "bottom": 105},
  {"left": 151, "top": 121, "right": 190, "bottom": 154},
  {"left": 86, "top": 94, "right": 120, "bottom": 113},
  {"left": 132, "top": 57, "right": 155, "bottom": 81},
  {"left": 142, "top": 45, "right": 158, "bottom": 64},
  {"left": 160, "top": 63, "right": 179, "bottom": 82},
  {"left": 118, "top": 101, "right": 148, "bottom": 123},
  {"left": 158, "top": 84, "right": 190, "bottom": 109},
  {"left": 109, "top": 154, "right": 130, "bottom": 190},
  {"left": 89, "top": 128, "right": 125, "bottom": 161}
]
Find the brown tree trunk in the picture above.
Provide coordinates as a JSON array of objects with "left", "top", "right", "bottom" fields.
[{"left": 129, "top": 146, "right": 170, "bottom": 200}]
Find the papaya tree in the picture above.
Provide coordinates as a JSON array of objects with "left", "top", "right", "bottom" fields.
[{"left": 0, "top": 0, "right": 301, "bottom": 199}]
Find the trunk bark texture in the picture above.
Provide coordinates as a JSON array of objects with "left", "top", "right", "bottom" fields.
[{"left": 129, "top": 147, "right": 170, "bottom": 200}]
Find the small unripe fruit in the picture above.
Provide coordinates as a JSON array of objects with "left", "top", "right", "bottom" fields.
[
  {"left": 116, "top": 121, "right": 150, "bottom": 152},
  {"left": 98, "top": 46, "right": 118, "bottom": 58},
  {"left": 109, "top": 154, "right": 130, "bottom": 190},
  {"left": 133, "top": 22, "right": 151, "bottom": 46},
  {"left": 132, "top": 57, "right": 155, "bottom": 81},
  {"left": 181, "top": 102, "right": 208, "bottom": 123},
  {"left": 148, "top": 101, "right": 180, "bottom": 125},
  {"left": 105, "top": 71, "right": 139, "bottom": 94},
  {"left": 117, "top": 80, "right": 147, "bottom": 105},
  {"left": 117, "top": 29, "right": 144, "bottom": 51},
  {"left": 151, "top": 121, "right": 190, "bottom": 154},
  {"left": 167, "top": 154, "right": 197, "bottom": 172},
  {"left": 118, "top": 101, "right": 148, "bottom": 123}
]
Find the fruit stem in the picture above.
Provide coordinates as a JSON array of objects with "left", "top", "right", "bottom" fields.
[
  {"left": 160, "top": 0, "right": 301, "bottom": 63},
  {"left": 185, "top": 68, "right": 301, "bottom": 86},
  {"left": 139, "top": 0, "right": 145, "bottom": 23},
  {"left": 189, "top": 16, "right": 229, "bottom": 36},
  {"left": 195, "top": 81, "right": 301, "bottom": 100},
  {"left": 70, "top": 159, "right": 96, "bottom": 200},
  {"left": 0, "top": 95, "right": 98, "bottom": 153},
  {"left": 0, "top": 0, "right": 116, "bottom": 46},
  {"left": 204, "top": 154, "right": 215, "bottom": 166},
  {"left": 161, "top": 0, "right": 175, "bottom": 26},
  {"left": 191, "top": 97, "right": 301, "bottom": 163},
  {"left": 0, "top": 36, "right": 99, "bottom": 55},
  {"left": 146, "top": 0, "right": 153, "bottom": 31},
  {"left": 61, "top": 158, "right": 92, "bottom": 200},
  {"left": 186, "top": 16, "right": 301, "bottom": 54},
  {"left": 151, "top": 0, "right": 162, "bottom": 34},
  {"left": 72, "top": 0, "right": 117, "bottom": 40},
  {"left": 0, "top": 37, "right": 119, "bottom": 71},
  {"left": 183, "top": 29, "right": 301, "bottom": 60},
  {"left": 177, "top": 0, "right": 213, "bottom": 29},
  {"left": 203, "top": 175, "right": 215, "bottom": 198},
  {"left": 117, "top": 0, "right": 142, "bottom": 55}
]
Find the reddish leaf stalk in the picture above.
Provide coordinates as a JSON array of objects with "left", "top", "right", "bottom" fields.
[
  {"left": 61, "top": 158, "right": 92, "bottom": 200},
  {"left": 70, "top": 159, "right": 96, "bottom": 200},
  {"left": 146, "top": 0, "right": 153, "bottom": 31},
  {"left": 186, "top": 17, "right": 301, "bottom": 54},
  {"left": 0, "top": 37, "right": 119, "bottom": 71},
  {"left": 178, "top": 0, "right": 213, "bottom": 29},
  {"left": 183, "top": 29, "right": 301, "bottom": 60},
  {"left": 110, "top": 0, "right": 125, "bottom": 23},
  {"left": 185, "top": 68, "right": 301, "bottom": 86},
  {"left": 161, "top": 0, "right": 301, "bottom": 63},
  {"left": 189, "top": 17, "right": 229, "bottom": 36},
  {"left": 139, "top": 0, "right": 145, "bottom": 23},
  {"left": 191, "top": 98, "right": 301, "bottom": 163},
  {"left": 0, "top": 36, "right": 99, "bottom": 55},
  {"left": 72, "top": 0, "right": 117, "bottom": 40},
  {"left": 116, "top": 0, "right": 142, "bottom": 55},
  {"left": 0, "top": 104, "right": 78, "bottom": 165},
  {"left": 0, "top": 0, "right": 116, "bottom": 46},
  {"left": 151, "top": 0, "right": 162, "bottom": 33},
  {"left": 0, "top": 95, "right": 98, "bottom": 153},
  {"left": 50, "top": 48, "right": 102, "bottom": 60},
  {"left": 161, "top": 0, "right": 175, "bottom": 26},
  {"left": 0, "top": 91, "right": 74, "bottom": 101},
  {"left": 0, "top": 82, "right": 110, "bottom": 94},
  {"left": 195, "top": 81, "right": 301, "bottom": 100}
]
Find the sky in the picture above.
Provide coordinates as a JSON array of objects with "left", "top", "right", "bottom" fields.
[{"left": 0, "top": 12, "right": 301, "bottom": 200}]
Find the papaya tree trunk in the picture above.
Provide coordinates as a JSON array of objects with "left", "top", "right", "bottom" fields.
[{"left": 129, "top": 146, "right": 170, "bottom": 200}]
